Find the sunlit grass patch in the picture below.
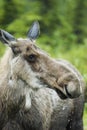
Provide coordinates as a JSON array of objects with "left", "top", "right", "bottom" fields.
[
  {"left": 0, "top": 44, "right": 6, "bottom": 57},
  {"left": 83, "top": 103, "right": 87, "bottom": 130}
]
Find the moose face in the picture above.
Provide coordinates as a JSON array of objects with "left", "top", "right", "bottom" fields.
[{"left": 0, "top": 21, "right": 82, "bottom": 100}]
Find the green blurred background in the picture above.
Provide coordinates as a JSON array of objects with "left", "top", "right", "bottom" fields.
[{"left": 0, "top": 0, "right": 87, "bottom": 129}]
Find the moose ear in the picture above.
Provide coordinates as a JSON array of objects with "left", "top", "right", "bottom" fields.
[
  {"left": 27, "top": 21, "right": 40, "bottom": 40},
  {"left": 0, "top": 29, "right": 16, "bottom": 45}
]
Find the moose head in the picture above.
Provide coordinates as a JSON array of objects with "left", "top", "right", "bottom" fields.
[{"left": 0, "top": 21, "right": 82, "bottom": 100}]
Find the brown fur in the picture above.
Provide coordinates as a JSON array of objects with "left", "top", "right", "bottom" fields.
[{"left": 0, "top": 24, "right": 85, "bottom": 130}]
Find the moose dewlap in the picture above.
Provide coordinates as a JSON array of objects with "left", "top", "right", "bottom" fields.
[{"left": 0, "top": 21, "right": 85, "bottom": 130}]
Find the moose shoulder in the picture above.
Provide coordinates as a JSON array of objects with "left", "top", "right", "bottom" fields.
[{"left": 0, "top": 21, "right": 85, "bottom": 130}]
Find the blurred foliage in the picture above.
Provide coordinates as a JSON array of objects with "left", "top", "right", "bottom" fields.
[
  {"left": 0, "top": 0, "right": 87, "bottom": 128},
  {"left": 84, "top": 103, "right": 87, "bottom": 130}
]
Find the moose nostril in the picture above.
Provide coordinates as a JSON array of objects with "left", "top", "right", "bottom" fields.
[
  {"left": 64, "top": 84, "right": 72, "bottom": 98},
  {"left": 26, "top": 47, "right": 29, "bottom": 51}
]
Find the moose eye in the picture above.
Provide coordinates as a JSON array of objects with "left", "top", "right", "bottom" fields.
[{"left": 27, "top": 54, "right": 36, "bottom": 62}]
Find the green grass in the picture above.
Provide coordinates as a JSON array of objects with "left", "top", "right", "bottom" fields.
[
  {"left": 84, "top": 103, "right": 87, "bottom": 130},
  {"left": 0, "top": 44, "right": 6, "bottom": 57}
]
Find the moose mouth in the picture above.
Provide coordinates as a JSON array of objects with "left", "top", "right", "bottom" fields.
[
  {"left": 40, "top": 78, "right": 72, "bottom": 99},
  {"left": 17, "top": 76, "right": 72, "bottom": 100},
  {"left": 53, "top": 86, "right": 72, "bottom": 99},
  {"left": 46, "top": 85, "right": 72, "bottom": 100}
]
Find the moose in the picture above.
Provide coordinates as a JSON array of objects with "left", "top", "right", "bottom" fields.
[{"left": 0, "top": 21, "right": 85, "bottom": 130}]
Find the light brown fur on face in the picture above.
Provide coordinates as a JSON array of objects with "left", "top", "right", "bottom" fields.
[{"left": 8, "top": 38, "right": 85, "bottom": 99}]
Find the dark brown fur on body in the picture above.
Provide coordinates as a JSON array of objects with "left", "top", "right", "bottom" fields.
[
  {"left": 0, "top": 86, "right": 74, "bottom": 130},
  {"left": 0, "top": 21, "right": 85, "bottom": 130}
]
